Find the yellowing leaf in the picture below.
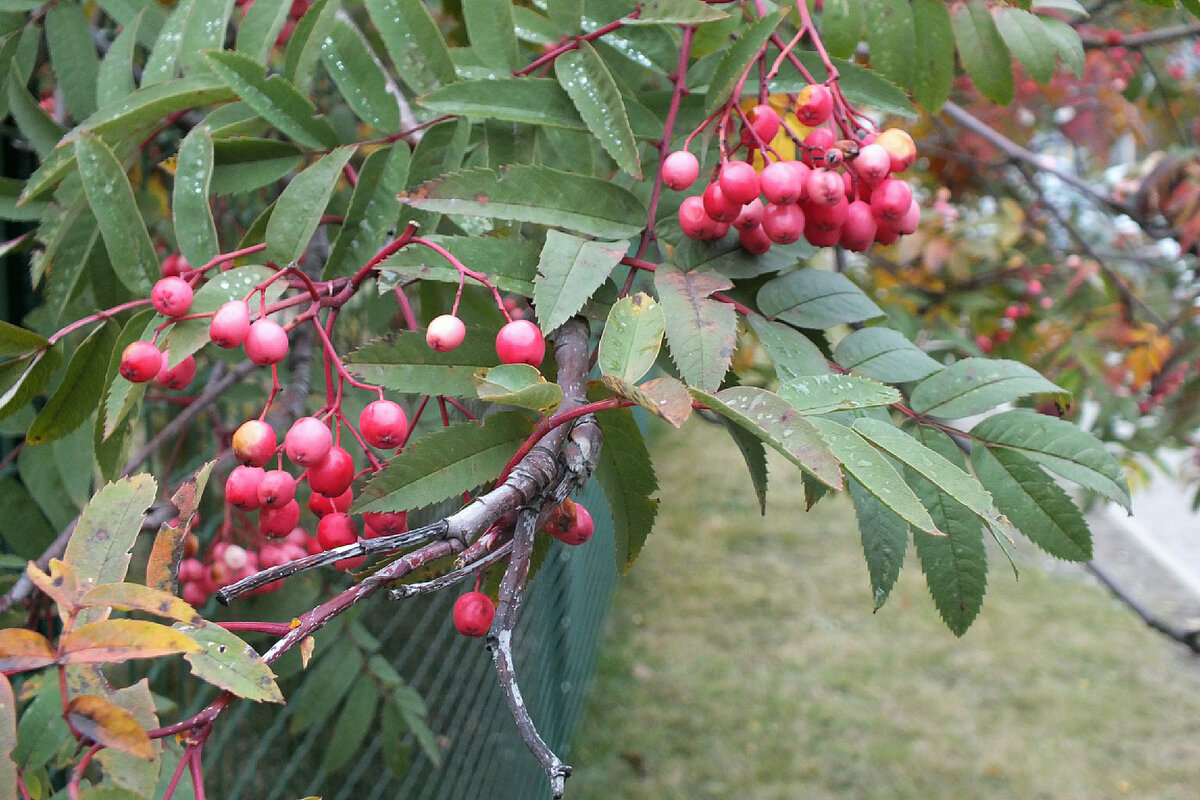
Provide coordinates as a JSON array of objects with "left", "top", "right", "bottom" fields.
[
  {"left": 25, "top": 559, "right": 81, "bottom": 621},
  {"left": 65, "top": 695, "right": 152, "bottom": 760},
  {"left": 77, "top": 584, "right": 204, "bottom": 626},
  {"left": 59, "top": 619, "right": 201, "bottom": 665},
  {"left": 0, "top": 629, "right": 56, "bottom": 673}
]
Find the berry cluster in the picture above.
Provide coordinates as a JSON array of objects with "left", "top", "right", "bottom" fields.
[{"left": 663, "top": 88, "right": 920, "bottom": 255}]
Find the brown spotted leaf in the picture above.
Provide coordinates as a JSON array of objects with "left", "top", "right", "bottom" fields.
[
  {"left": 601, "top": 374, "right": 692, "bottom": 428},
  {"left": 25, "top": 559, "right": 82, "bottom": 622},
  {"left": 146, "top": 460, "right": 214, "bottom": 593},
  {"left": 77, "top": 584, "right": 204, "bottom": 626},
  {"left": 177, "top": 624, "right": 284, "bottom": 703},
  {"left": 654, "top": 264, "right": 737, "bottom": 392},
  {"left": 95, "top": 679, "right": 161, "bottom": 796},
  {"left": 0, "top": 629, "right": 56, "bottom": 673},
  {"left": 65, "top": 695, "right": 153, "bottom": 760},
  {"left": 59, "top": 619, "right": 201, "bottom": 665}
]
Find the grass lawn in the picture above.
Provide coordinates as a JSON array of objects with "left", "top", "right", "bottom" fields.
[{"left": 570, "top": 419, "right": 1200, "bottom": 800}]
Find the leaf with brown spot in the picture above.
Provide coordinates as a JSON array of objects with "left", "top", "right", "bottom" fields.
[
  {"left": 177, "top": 624, "right": 283, "bottom": 703},
  {"left": 77, "top": 583, "right": 204, "bottom": 626},
  {"left": 146, "top": 460, "right": 214, "bottom": 593},
  {"left": 65, "top": 695, "right": 153, "bottom": 760},
  {"left": 59, "top": 619, "right": 201, "bottom": 665},
  {"left": 654, "top": 264, "right": 737, "bottom": 392},
  {"left": 25, "top": 559, "right": 82, "bottom": 621},
  {"left": 601, "top": 374, "right": 692, "bottom": 428},
  {"left": 95, "top": 679, "right": 161, "bottom": 795},
  {"left": 0, "top": 629, "right": 56, "bottom": 673}
]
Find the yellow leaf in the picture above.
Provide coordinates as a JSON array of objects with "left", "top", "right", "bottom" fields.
[
  {"left": 0, "top": 629, "right": 56, "bottom": 673},
  {"left": 65, "top": 694, "right": 153, "bottom": 760},
  {"left": 59, "top": 619, "right": 201, "bottom": 665},
  {"left": 25, "top": 559, "right": 81, "bottom": 622},
  {"left": 77, "top": 583, "right": 204, "bottom": 626}
]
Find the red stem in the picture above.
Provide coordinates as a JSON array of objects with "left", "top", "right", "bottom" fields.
[{"left": 496, "top": 398, "right": 627, "bottom": 483}]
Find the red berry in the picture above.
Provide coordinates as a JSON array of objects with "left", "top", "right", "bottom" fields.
[
  {"left": 679, "top": 195, "right": 723, "bottom": 240},
  {"left": 161, "top": 252, "right": 190, "bottom": 278},
  {"left": 362, "top": 510, "right": 408, "bottom": 536},
  {"left": 152, "top": 277, "right": 194, "bottom": 317},
  {"left": 761, "top": 203, "right": 805, "bottom": 244},
  {"left": 702, "top": 181, "right": 742, "bottom": 223},
  {"left": 244, "top": 318, "right": 289, "bottom": 366},
  {"left": 226, "top": 465, "right": 266, "bottom": 510},
  {"left": 232, "top": 420, "right": 277, "bottom": 467},
  {"left": 717, "top": 161, "right": 760, "bottom": 206},
  {"left": 359, "top": 400, "right": 408, "bottom": 449},
  {"left": 1026, "top": 279, "right": 1044, "bottom": 295},
  {"left": 738, "top": 224, "right": 773, "bottom": 255},
  {"left": 260, "top": 499, "right": 301, "bottom": 538},
  {"left": 335, "top": 553, "right": 366, "bottom": 571},
  {"left": 223, "top": 544, "right": 250, "bottom": 571},
  {"left": 210, "top": 301, "right": 251, "bottom": 348},
  {"left": 257, "top": 469, "right": 296, "bottom": 509},
  {"left": 120, "top": 341, "right": 164, "bottom": 383},
  {"left": 181, "top": 582, "right": 208, "bottom": 607},
  {"left": 874, "top": 223, "right": 901, "bottom": 245},
  {"left": 874, "top": 128, "right": 917, "bottom": 174},
  {"left": 732, "top": 197, "right": 764, "bottom": 232},
  {"left": 317, "top": 512, "right": 358, "bottom": 550},
  {"left": 495, "top": 319, "right": 546, "bottom": 367},
  {"left": 552, "top": 502, "right": 594, "bottom": 545},
  {"left": 306, "top": 446, "right": 355, "bottom": 497},
  {"left": 745, "top": 104, "right": 781, "bottom": 144},
  {"left": 661, "top": 150, "right": 700, "bottom": 191},
  {"left": 760, "top": 161, "right": 805, "bottom": 205},
  {"left": 155, "top": 353, "right": 197, "bottom": 390},
  {"left": 453, "top": 591, "right": 495, "bottom": 637},
  {"left": 426, "top": 314, "right": 466, "bottom": 352},
  {"left": 870, "top": 179, "right": 913, "bottom": 222},
  {"left": 802, "top": 128, "right": 835, "bottom": 168},
  {"left": 893, "top": 198, "right": 921, "bottom": 235},
  {"left": 839, "top": 200, "right": 878, "bottom": 252},
  {"left": 804, "top": 213, "right": 843, "bottom": 248},
  {"left": 796, "top": 84, "right": 833, "bottom": 126},
  {"left": 308, "top": 487, "right": 353, "bottom": 516},
  {"left": 284, "top": 417, "right": 333, "bottom": 467},
  {"left": 805, "top": 168, "right": 846, "bottom": 207},
  {"left": 805, "top": 196, "right": 850, "bottom": 228},
  {"left": 178, "top": 557, "right": 206, "bottom": 584}
]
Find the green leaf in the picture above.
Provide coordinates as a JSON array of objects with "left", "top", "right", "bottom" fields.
[
  {"left": 322, "top": 677, "right": 378, "bottom": 773},
  {"left": 720, "top": 417, "right": 769, "bottom": 514},
  {"left": 26, "top": 323, "right": 115, "bottom": 445},
  {"left": 236, "top": 0, "right": 290, "bottom": 62},
  {"left": 995, "top": 7, "right": 1056, "bottom": 83},
  {"left": 705, "top": 8, "right": 786, "bottom": 114},
  {"left": 45, "top": 1, "right": 100, "bottom": 118},
  {"left": 354, "top": 412, "right": 534, "bottom": 514},
  {"left": 655, "top": 264, "right": 736, "bottom": 392},
  {"left": 821, "top": 0, "right": 863, "bottom": 60},
  {"left": 555, "top": 40, "right": 641, "bottom": 178},
  {"left": 0, "top": 319, "right": 47, "bottom": 357},
  {"left": 345, "top": 329, "right": 505, "bottom": 399},
  {"left": 670, "top": 234, "right": 816, "bottom": 279},
  {"left": 0, "top": 178, "right": 49, "bottom": 223},
  {"left": 971, "top": 444, "right": 1091, "bottom": 561},
  {"left": 96, "top": 0, "right": 167, "bottom": 46},
  {"left": 833, "top": 327, "right": 942, "bottom": 383},
  {"left": 780, "top": 374, "right": 901, "bottom": 415},
  {"left": 100, "top": 309, "right": 155, "bottom": 440},
  {"left": 320, "top": 16, "right": 401, "bottom": 134},
  {"left": 598, "top": 292, "right": 665, "bottom": 384},
  {"left": 398, "top": 165, "right": 647, "bottom": 240},
  {"left": 808, "top": 417, "right": 938, "bottom": 533},
  {"left": 847, "top": 476, "right": 908, "bottom": 610},
  {"left": 1038, "top": 15, "right": 1085, "bottom": 78},
  {"left": 757, "top": 269, "right": 884, "bottom": 329},
  {"left": 75, "top": 132, "right": 159, "bottom": 295},
  {"left": 210, "top": 136, "right": 304, "bottom": 195},
  {"left": 143, "top": 0, "right": 232, "bottom": 85},
  {"left": 13, "top": 678, "right": 71, "bottom": 772},
  {"left": 0, "top": 478, "right": 53, "bottom": 560},
  {"left": 910, "top": 471, "right": 987, "bottom": 636},
  {"left": 464, "top": 0, "right": 520, "bottom": 72},
  {"left": 0, "top": 674, "right": 15, "bottom": 793},
  {"left": 591, "top": 400, "right": 658, "bottom": 573},
  {"left": 427, "top": 78, "right": 587, "bottom": 131},
  {"left": 7, "top": 69, "right": 66, "bottom": 159},
  {"left": 96, "top": 10, "right": 142, "bottom": 108},
  {"left": 281, "top": 0, "right": 339, "bottom": 93},
  {"left": 547, "top": 0, "right": 583, "bottom": 32},
  {"left": 908, "top": 357, "right": 1064, "bottom": 419},
  {"left": 0, "top": 346, "right": 61, "bottom": 423},
  {"left": 534, "top": 230, "right": 625, "bottom": 334},
  {"left": 62, "top": 474, "right": 158, "bottom": 625},
  {"left": 287, "top": 633, "right": 360, "bottom": 732},
  {"left": 93, "top": 680, "right": 160, "bottom": 796},
  {"left": 265, "top": 146, "right": 356, "bottom": 266},
  {"left": 200, "top": 49, "right": 339, "bottom": 148},
  {"left": 365, "top": 0, "right": 457, "bottom": 94},
  {"left": 173, "top": 124, "right": 219, "bottom": 269},
  {"left": 865, "top": 0, "right": 916, "bottom": 88},
  {"left": 950, "top": 0, "right": 1014, "bottom": 105},
  {"left": 161, "top": 266, "right": 283, "bottom": 369},
  {"left": 379, "top": 235, "right": 539, "bottom": 296},
  {"left": 629, "top": 0, "right": 728, "bottom": 24},
  {"left": 910, "top": 0, "right": 955, "bottom": 111},
  {"left": 601, "top": 374, "right": 692, "bottom": 428},
  {"left": 1031, "top": 0, "right": 1089, "bottom": 14},
  {"left": 852, "top": 418, "right": 994, "bottom": 521},
  {"left": 745, "top": 314, "right": 830, "bottom": 380},
  {"left": 325, "top": 144, "right": 408, "bottom": 278},
  {"left": 970, "top": 409, "right": 1130, "bottom": 511},
  {"left": 691, "top": 386, "right": 843, "bottom": 489},
  {"left": 176, "top": 624, "right": 284, "bottom": 703},
  {"left": 476, "top": 364, "right": 564, "bottom": 414},
  {"left": 1178, "top": 0, "right": 1200, "bottom": 18}
]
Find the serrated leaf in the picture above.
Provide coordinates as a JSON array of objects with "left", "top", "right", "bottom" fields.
[
  {"left": 555, "top": 40, "right": 641, "bottom": 177},
  {"left": 995, "top": 7, "right": 1056, "bottom": 83},
  {"left": 161, "top": 266, "right": 283, "bottom": 368},
  {"left": 45, "top": 1, "right": 100, "bottom": 118},
  {"left": 909, "top": 470, "right": 987, "bottom": 636},
  {"left": 951, "top": 0, "right": 1014, "bottom": 104},
  {"left": 236, "top": 0, "right": 290, "bottom": 62},
  {"left": 1037, "top": 15, "right": 1085, "bottom": 78},
  {"left": 211, "top": 136, "right": 304, "bottom": 195},
  {"left": 757, "top": 269, "right": 884, "bottom": 329},
  {"left": 173, "top": 124, "right": 219, "bottom": 269},
  {"left": 7, "top": 68, "right": 66, "bottom": 159},
  {"left": 821, "top": 0, "right": 862, "bottom": 59},
  {"left": 322, "top": 677, "right": 378, "bottom": 773},
  {"left": 176, "top": 624, "right": 283, "bottom": 703},
  {"left": 200, "top": 49, "right": 339, "bottom": 148},
  {"left": 62, "top": 474, "right": 158, "bottom": 625},
  {"left": 909, "top": 357, "right": 1064, "bottom": 419},
  {"left": 354, "top": 413, "right": 534, "bottom": 514},
  {"left": 0, "top": 319, "right": 47, "bottom": 357},
  {"left": 865, "top": 0, "right": 915, "bottom": 88},
  {"left": 94, "top": 680, "right": 160, "bottom": 795},
  {"left": 420, "top": 77, "right": 585, "bottom": 129},
  {"left": 720, "top": 417, "right": 768, "bottom": 514},
  {"left": 320, "top": 16, "right": 401, "bottom": 133},
  {"left": 1178, "top": 0, "right": 1200, "bottom": 18},
  {"left": 64, "top": 695, "right": 152, "bottom": 760},
  {"left": 77, "top": 584, "right": 204, "bottom": 626},
  {"left": 345, "top": 329, "right": 505, "bottom": 399},
  {"left": 76, "top": 132, "right": 159, "bottom": 295},
  {"left": 590, "top": 399, "right": 658, "bottom": 573},
  {"left": 833, "top": 327, "right": 942, "bottom": 383},
  {"left": 655, "top": 264, "right": 736, "bottom": 392},
  {"left": 598, "top": 292, "right": 665, "bottom": 383},
  {"left": 379, "top": 235, "right": 538, "bottom": 296},
  {"left": 970, "top": 409, "right": 1130, "bottom": 510},
  {"left": 691, "top": 386, "right": 843, "bottom": 489},
  {"left": 281, "top": 0, "right": 339, "bottom": 93},
  {"left": 326, "top": 145, "right": 407, "bottom": 278},
  {"left": 0, "top": 629, "right": 56, "bottom": 673},
  {"left": 60, "top": 619, "right": 201, "bottom": 664},
  {"left": 143, "top": 0, "right": 232, "bottom": 84},
  {"left": 96, "top": 10, "right": 142, "bottom": 108},
  {"left": 534, "top": 230, "right": 625, "bottom": 334},
  {"left": 808, "top": 417, "right": 938, "bottom": 533},
  {"left": 780, "top": 374, "right": 901, "bottom": 415},
  {"left": 705, "top": 8, "right": 786, "bottom": 114},
  {"left": 629, "top": 0, "right": 728, "bottom": 23},
  {"left": 745, "top": 314, "right": 831, "bottom": 380},
  {"left": 601, "top": 374, "right": 692, "bottom": 427},
  {"left": 26, "top": 322, "right": 115, "bottom": 445},
  {"left": 265, "top": 146, "right": 356, "bottom": 266},
  {"left": 910, "top": 0, "right": 954, "bottom": 110},
  {"left": 365, "top": 0, "right": 457, "bottom": 94},
  {"left": 671, "top": 234, "right": 816, "bottom": 279},
  {"left": 852, "top": 418, "right": 993, "bottom": 521},
  {"left": 146, "top": 461, "right": 214, "bottom": 593},
  {"left": 464, "top": 0, "right": 520, "bottom": 71},
  {"left": 399, "top": 165, "right": 647, "bottom": 240},
  {"left": 476, "top": 364, "right": 564, "bottom": 414},
  {"left": 847, "top": 477, "right": 908, "bottom": 610},
  {"left": 971, "top": 444, "right": 1091, "bottom": 560}
]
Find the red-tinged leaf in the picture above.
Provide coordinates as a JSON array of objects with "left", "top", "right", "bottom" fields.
[
  {"left": 59, "top": 619, "right": 201, "bottom": 665},
  {"left": 0, "top": 674, "right": 15, "bottom": 793},
  {"left": 63, "top": 474, "right": 158, "bottom": 625},
  {"left": 177, "top": 624, "right": 284, "bottom": 703},
  {"left": 655, "top": 264, "right": 737, "bottom": 392},
  {"left": 65, "top": 695, "right": 152, "bottom": 760},
  {"left": 25, "top": 559, "right": 82, "bottom": 621},
  {"left": 77, "top": 584, "right": 204, "bottom": 626},
  {"left": 0, "top": 629, "right": 56, "bottom": 673},
  {"left": 146, "top": 461, "right": 215, "bottom": 593},
  {"left": 601, "top": 374, "right": 692, "bottom": 428}
]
